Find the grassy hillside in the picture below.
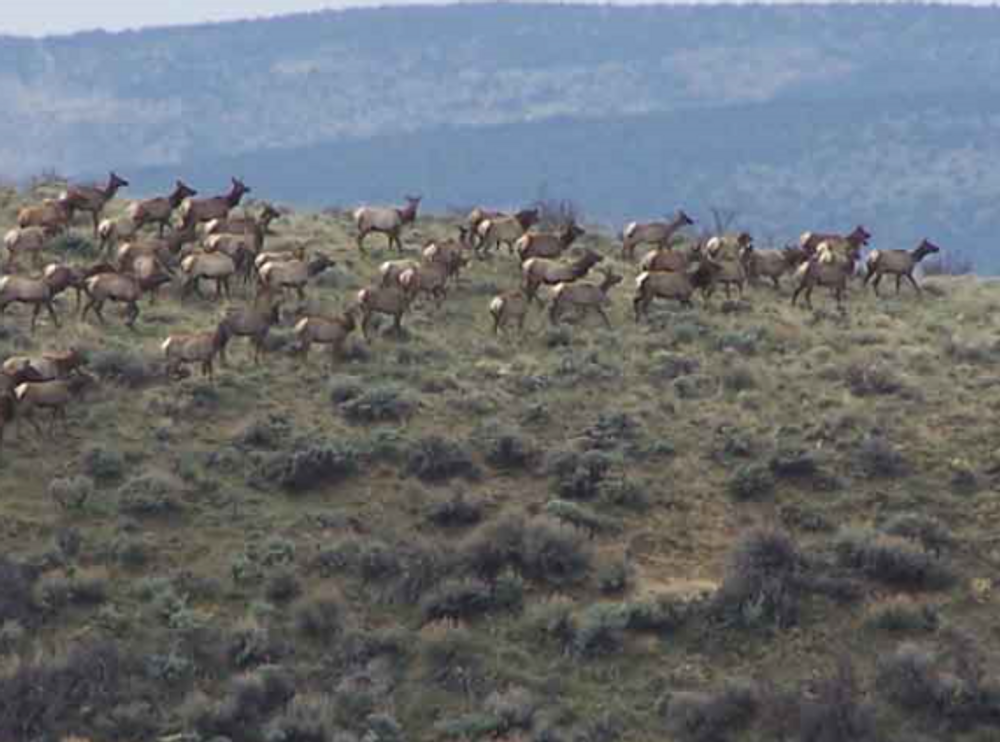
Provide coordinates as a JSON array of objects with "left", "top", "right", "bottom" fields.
[{"left": 2, "top": 188, "right": 1000, "bottom": 741}]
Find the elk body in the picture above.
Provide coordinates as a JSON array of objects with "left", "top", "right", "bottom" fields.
[
  {"left": 59, "top": 172, "right": 129, "bottom": 236},
  {"left": 356, "top": 285, "right": 412, "bottom": 341},
  {"left": 622, "top": 211, "right": 694, "bottom": 260},
  {"left": 162, "top": 328, "right": 226, "bottom": 380},
  {"left": 3, "top": 349, "right": 87, "bottom": 383},
  {"left": 521, "top": 249, "right": 604, "bottom": 303},
  {"left": 632, "top": 261, "right": 720, "bottom": 321},
  {"left": 791, "top": 244, "right": 857, "bottom": 310},
  {"left": 476, "top": 209, "right": 540, "bottom": 256},
  {"left": 17, "top": 199, "right": 71, "bottom": 233},
  {"left": 0, "top": 275, "right": 61, "bottom": 332},
  {"left": 179, "top": 178, "right": 251, "bottom": 230},
  {"left": 799, "top": 225, "right": 871, "bottom": 257},
  {"left": 548, "top": 271, "right": 623, "bottom": 327},
  {"left": 128, "top": 180, "right": 198, "bottom": 236},
  {"left": 206, "top": 203, "right": 280, "bottom": 236},
  {"left": 81, "top": 273, "right": 143, "bottom": 327},
  {"left": 294, "top": 310, "right": 358, "bottom": 364},
  {"left": 98, "top": 215, "right": 142, "bottom": 256},
  {"left": 516, "top": 222, "right": 585, "bottom": 262},
  {"left": 743, "top": 247, "right": 806, "bottom": 289},
  {"left": 640, "top": 241, "right": 703, "bottom": 274},
  {"left": 489, "top": 290, "right": 531, "bottom": 335},
  {"left": 4, "top": 227, "right": 52, "bottom": 269},
  {"left": 864, "top": 239, "right": 941, "bottom": 296},
  {"left": 181, "top": 252, "right": 237, "bottom": 299},
  {"left": 398, "top": 261, "right": 450, "bottom": 308},
  {"left": 257, "top": 255, "right": 333, "bottom": 301},
  {"left": 217, "top": 301, "right": 282, "bottom": 365},
  {"left": 354, "top": 196, "right": 421, "bottom": 252},
  {"left": 14, "top": 375, "right": 93, "bottom": 437}
]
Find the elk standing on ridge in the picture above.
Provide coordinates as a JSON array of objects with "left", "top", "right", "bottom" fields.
[
  {"left": 59, "top": 172, "right": 129, "bottom": 237},
  {"left": 179, "top": 178, "right": 251, "bottom": 230},
  {"left": 128, "top": 180, "right": 198, "bottom": 236},
  {"left": 354, "top": 195, "right": 421, "bottom": 252},
  {"left": 548, "top": 270, "right": 623, "bottom": 328},
  {"left": 622, "top": 211, "right": 694, "bottom": 260},
  {"left": 521, "top": 249, "right": 604, "bottom": 303},
  {"left": 864, "top": 239, "right": 941, "bottom": 297}
]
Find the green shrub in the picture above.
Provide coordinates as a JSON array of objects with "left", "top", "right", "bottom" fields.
[
  {"left": 80, "top": 444, "right": 126, "bottom": 482},
  {"left": 713, "top": 528, "right": 803, "bottom": 629},
  {"left": 834, "top": 527, "right": 954, "bottom": 590},
  {"left": 340, "top": 385, "right": 416, "bottom": 423},
  {"left": 426, "top": 492, "right": 484, "bottom": 528},
  {"left": 596, "top": 560, "right": 632, "bottom": 595},
  {"left": 548, "top": 449, "right": 614, "bottom": 501},
  {"left": 865, "top": 599, "right": 940, "bottom": 633},
  {"left": 545, "top": 499, "right": 614, "bottom": 537},
  {"left": 661, "top": 682, "right": 758, "bottom": 742},
  {"left": 48, "top": 476, "right": 95, "bottom": 510},
  {"left": 728, "top": 463, "right": 775, "bottom": 501},
  {"left": 419, "top": 578, "right": 522, "bottom": 624},
  {"left": 265, "top": 441, "right": 358, "bottom": 491},
  {"left": 295, "top": 589, "right": 346, "bottom": 641},
  {"left": 880, "top": 513, "right": 953, "bottom": 554},
  {"left": 526, "top": 600, "right": 577, "bottom": 653},
  {"left": 405, "top": 436, "right": 478, "bottom": 483},
  {"left": 89, "top": 347, "right": 153, "bottom": 387},
  {"left": 420, "top": 626, "right": 483, "bottom": 692},
  {"left": 520, "top": 518, "right": 591, "bottom": 587},
  {"left": 855, "top": 436, "right": 906, "bottom": 478},
  {"left": 117, "top": 473, "right": 182, "bottom": 516},
  {"left": 573, "top": 603, "right": 629, "bottom": 657}
]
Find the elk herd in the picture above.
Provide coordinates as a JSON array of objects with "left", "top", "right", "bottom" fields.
[{"left": 0, "top": 171, "right": 946, "bottom": 446}]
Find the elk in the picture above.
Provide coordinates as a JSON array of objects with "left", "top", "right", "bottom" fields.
[
  {"left": 257, "top": 255, "right": 333, "bottom": 301},
  {"left": 0, "top": 389, "right": 12, "bottom": 452},
  {"left": 3, "top": 348, "right": 87, "bottom": 382},
  {"left": 206, "top": 203, "right": 280, "bottom": 236},
  {"left": 14, "top": 374, "right": 93, "bottom": 437},
  {"left": 181, "top": 252, "right": 237, "bottom": 299},
  {"left": 42, "top": 263, "right": 111, "bottom": 310},
  {"left": 294, "top": 309, "right": 359, "bottom": 364},
  {"left": 162, "top": 327, "right": 226, "bottom": 381},
  {"left": 516, "top": 222, "right": 585, "bottom": 262},
  {"left": 742, "top": 245, "right": 807, "bottom": 290},
  {"left": 128, "top": 180, "right": 198, "bottom": 236},
  {"left": 354, "top": 195, "right": 421, "bottom": 252},
  {"left": 521, "top": 249, "right": 604, "bottom": 303},
  {"left": 864, "top": 239, "right": 941, "bottom": 297},
  {"left": 81, "top": 272, "right": 143, "bottom": 327},
  {"left": 131, "top": 255, "right": 174, "bottom": 304},
  {"left": 0, "top": 275, "right": 61, "bottom": 332},
  {"left": 179, "top": 178, "right": 251, "bottom": 230},
  {"left": 379, "top": 258, "right": 422, "bottom": 287},
  {"left": 632, "top": 260, "right": 721, "bottom": 321},
  {"left": 398, "top": 261, "right": 450, "bottom": 308},
  {"left": 356, "top": 285, "right": 413, "bottom": 341},
  {"left": 640, "top": 241, "right": 704, "bottom": 274},
  {"left": 59, "top": 172, "right": 129, "bottom": 236},
  {"left": 217, "top": 298, "right": 282, "bottom": 365},
  {"left": 548, "top": 270, "right": 623, "bottom": 328},
  {"left": 97, "top": 215, "right": 141, "bottom": 256},
  {"left": 705, "top": 232, "right": 753, "bottom": 263},
  {"left": 423, "top": 238, "right": 470, "bottom": 283},
  {"left": 476, "top": 208, "right": 540, "bottom": 256},
  {"left": 790, "top": 244, "right": 856, "bottom": 310},
  {"left": 622, "top": 211, "right": 694, "bottom": 260},
  {"left": 17, "top": 199, "right": 71, "bottom": 233},
  {"left": 489, "top": 290, "right": 531, "bottom": 335},
  {"left": 4, "top": 227, "right": 52, "bottom": 270},
  {"left": 798, "top": 225, "right": 871, "bottom": 256}
]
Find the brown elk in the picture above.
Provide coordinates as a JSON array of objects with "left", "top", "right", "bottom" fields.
[
  {"left": 59, "top": 172, "right": 129, "bottom": 236},
  {"left": 128, "top": 180, "right": 198, "bottom": 236}
]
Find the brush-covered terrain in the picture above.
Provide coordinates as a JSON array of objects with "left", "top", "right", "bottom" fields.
[{"left": 2, "top": 182, "right": 1000, "bottom": 742}]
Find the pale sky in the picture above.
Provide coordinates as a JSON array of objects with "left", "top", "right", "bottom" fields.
[{"left": 2, "top": 0, "right": 996, "bottom": 38}]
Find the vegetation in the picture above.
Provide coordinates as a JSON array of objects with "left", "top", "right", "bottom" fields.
[{"left": 1, "top": 190, "right": 999, "bottom": 742}]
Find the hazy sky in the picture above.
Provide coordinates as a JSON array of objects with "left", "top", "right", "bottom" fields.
[{"left": 1, "top": 0, "right": 997, "bottom": 36}]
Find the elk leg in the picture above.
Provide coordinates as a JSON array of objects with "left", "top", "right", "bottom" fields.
[
  {"left": 907, "top": 273, "right": 922, "bottom": 296},
  {"left": 361, "top": 314, "right": 373, "bottom": 343},
  {"left": 296, "top": 286, "right": 306, "bottom": 302},
  {"left": 392, "top": 312, "right": 404, "bottom": 336},
  {"left": 597, "top": 307, "right": 612, "bottom": 329},
  {"left": 30, "top": 303, "right": 42, "bottom": 333},
  {"left": 46, "top": 300, "right": 60, "bottom": 328},
  {"left": 895, "top": 275, "right": 902, "bottom": 295}
]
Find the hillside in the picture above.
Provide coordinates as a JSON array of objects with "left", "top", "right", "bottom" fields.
[
  {"left": 3, "top": 4, "right": 1000, "bottom": 268},
  {"left": 2, "top": 191, "right": 1000, "bottom": 741}
]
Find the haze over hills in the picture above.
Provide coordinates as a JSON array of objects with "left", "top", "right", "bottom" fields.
[{"left": 2, "top": 4, "right": 999, "bottom": 266}]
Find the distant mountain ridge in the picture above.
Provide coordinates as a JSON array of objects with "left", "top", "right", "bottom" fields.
[{"left": 2, "top": 4, "right": 1000, "bottom": 267}]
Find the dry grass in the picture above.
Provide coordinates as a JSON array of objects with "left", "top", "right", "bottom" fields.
[{"left": 1, "top": 194, "right": 999, "bottom": 740}]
